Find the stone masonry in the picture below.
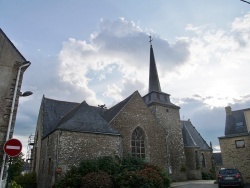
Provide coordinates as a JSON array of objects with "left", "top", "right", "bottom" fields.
[
  {"left": 150, "top": 104, "right": 187, "bottom": 181},
  {"left": 110, "top": 91, "right": 168, "bottom": 168},
  {"left": 38, "top": 130, "right": 121, "bottom": 188},
  {"left": 0, "top": 29, "right": 29, "bottom": 173},
  {"left": 219, "top": 135, "right": 250, "bottom": 183}
]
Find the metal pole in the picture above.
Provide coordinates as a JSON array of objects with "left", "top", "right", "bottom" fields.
[
  {"left": 5, "top": 158, "right": 12, "bottom": 188},
  {"left": 0, "top": 61, "right": 31, "bottom": 188}
]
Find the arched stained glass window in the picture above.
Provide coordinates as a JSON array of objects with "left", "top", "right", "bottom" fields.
[
  {"left": 195, "top": 150, "right": 199, "bottom": 169},
  {"left": 202, "top": 153, "right": 206, "bottom": 167},
  {"left": 131, "top": 127, "right": 145, "bottom": 158}
]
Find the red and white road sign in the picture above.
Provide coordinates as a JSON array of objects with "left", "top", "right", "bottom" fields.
[{"left": 3, "top": 138, "right": 22, "bottom": 157}]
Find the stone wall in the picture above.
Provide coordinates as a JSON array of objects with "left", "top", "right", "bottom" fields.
[
  {"left": 151, "top": 104, "right": 187, "bottom": 181},
  {"left": 110, "top": 92, "right": 168, "bottom": 169},
  {"left": 184, "top": 147, "right": 201, "bottom": 179},
  {"left": 32, "top": 103, "right": 43, "bottom": 180},
  {"left": 200, "top": 150, "right": 213, "bottom": 174},
  {"left": 0, "top": 30, "right": 26, "bottom": 166},
  {"left": 38, "top": 130, "right": 121, "bottom": 188},
  {"left": 219, "top": 135, "right": 250, "bottom": 183}
]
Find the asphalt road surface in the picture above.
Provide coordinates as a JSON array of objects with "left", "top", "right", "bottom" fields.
[
  {"left": 173, "top": 183, "right": 250, "bottom": 188},
  {"left": 173, "top": 184, "right": 217, "bottom": 188}
]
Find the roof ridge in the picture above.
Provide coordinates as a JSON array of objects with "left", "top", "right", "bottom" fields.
[
  {"left": 55, "top": 101, "right": 88, "bottom": 128},
  {"left": 43, "top": 96, "right": 80, "bottom": 104}
]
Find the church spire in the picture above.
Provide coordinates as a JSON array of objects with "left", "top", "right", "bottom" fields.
[{"left": 148, "top": 36, "right": 161, "bottom": 93}]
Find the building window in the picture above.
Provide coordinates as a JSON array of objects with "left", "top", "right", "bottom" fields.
[
  {"left": 42, "top": 160, "right": 44, "bottom": 173},
  {"left": 48, "top": 158, "right": 51, "bottom": 174},
  {"left": 201, "top": 153, "right": 206, "bottom": 167},
  {"left": 195, "top": 150, "right": 199, "bottom": 169},
  {"left": 236, "top": 122, "right": 244, "bottom": 127},
  {"left": 235, "top": 140, "right": 245, "bottom": 148},
  {"left": 131, "top": 127, "right": 145, "bottom": 158},
  {"left": 47, "top": 136, "right": 50, "bottom": 146}
]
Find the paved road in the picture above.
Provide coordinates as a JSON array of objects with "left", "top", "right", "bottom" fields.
[
  {"left": 171, "top": 180, "right": 216, "bottom": 188},
  {"left": 171, "top": 180, "right": 250, "bottom": 188},
  {"left": 173, "top": 184, "right": 217, "bottom": 188}
]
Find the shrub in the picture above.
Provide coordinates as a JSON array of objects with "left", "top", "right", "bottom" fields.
[
  {"left": 14, "top": 172, "right": 36, "bottom": 188},
  {"left": 120, "top": 155, "right": 146, "bottom": 171},
  {"left": 143, "top": 164, "right": 170, "bottom": 187},
  {"left": 54, "top": 156, "right": 171, "bottom": 188},
  {"left": 54, "top": 166, "right": 81, "bottom": 188},
  {"left": 82, "top": 171, "right": 113, "bottom": 188},
  {"left": 117, "top": 170, "right": 146, "bottom": 188},
  {"left": 10, "top": 181, "right": 22, "bottom": 188},
  {"left": 140, "top": 167, "right": 164, "bottom": 188},
  {"left": 202, "top": 171, "right": 214, "bottom": 180},
  {"left": 78, "top": 159, "right": 99, "bottom": 176},
  {"left": 97, "top": 156, "right": 120, "bottom": 175}
]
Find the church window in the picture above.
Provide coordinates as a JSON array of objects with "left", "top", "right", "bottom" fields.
[
  {"left": 47, "top": 136, "right": 50, "bottom": 146},
  {"left": 48, "top": 158, "right": 51, "bottom": 174},
  {"left": 131, "top": 127, "right": 146, "bottom": 158},
  {"left": 195, "top": 150, "right": 199, "bottom": 169},
  {"left": 201, "top": 153, "right": 206, "bottom": 167},
  {"left": 42, "top": 160, "right": 44, "bottom": 173}
]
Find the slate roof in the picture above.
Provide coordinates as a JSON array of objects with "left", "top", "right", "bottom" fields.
[
  {"left": 149, "top": 44, "right": 161, "bottom": 93},
  {"left": 102, "top": 91, "right": 136, "bottom": 123},
  {"left": 225, "top": 108, "right": 249, "bottom": 136},
  {"left": 41, "top": 96, "right": 119, "bottom": 138},
  {"left": 212, "top": 153, "right": 223, "bottom": 166},
  {"left": 181, "top": 120, "right": 211, "bottom": 150}
]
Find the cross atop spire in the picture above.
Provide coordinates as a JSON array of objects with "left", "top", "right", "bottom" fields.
[
  {"left": 148, "top": 36, "right": 161, "bottom": 93},
  {"left": 149, "top": 35, "right": 153, "bottom": 45}
]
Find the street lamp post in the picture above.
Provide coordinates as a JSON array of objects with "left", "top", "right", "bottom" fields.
[{"left": 0, "top": 61, "right": 32, "bottom": 188}]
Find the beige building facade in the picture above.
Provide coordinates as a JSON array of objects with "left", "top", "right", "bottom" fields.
[{"left": 219, "top": 107, "right": 250, "bottom": 183}]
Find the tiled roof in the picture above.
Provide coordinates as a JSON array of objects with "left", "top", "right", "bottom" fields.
[
  {"left": 225, "top": 109, "right": 248, "bottom": 136},
  {"left": 181, "top": 120, "right": 211, "bottom": 150},
  {"left": 102, "top": 91, "right": 136, "bottom": 122},
  {"left": 41, "top": 96, "right": 118, "bottom": 138}
]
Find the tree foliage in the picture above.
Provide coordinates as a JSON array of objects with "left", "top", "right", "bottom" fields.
[
  {"left": 9, "top": 153, "right": 25, "bottom": 181},
  {"left": 14, "top": 172, "right": 37, "bottom": 188}
]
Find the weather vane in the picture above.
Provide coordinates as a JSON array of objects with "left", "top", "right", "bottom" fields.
[{"left": 149, "top": 35, "right": 153, "bottom": 45}]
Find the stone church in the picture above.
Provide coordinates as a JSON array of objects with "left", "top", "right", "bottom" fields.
[{"left": 32, "top": 40, "right": 213, "bottom": 187}]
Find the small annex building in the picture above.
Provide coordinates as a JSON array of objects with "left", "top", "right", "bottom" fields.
[
  {"left": 32, "top": 41, "right": 213, "bottom": 188},
  {"left": 219, "top": 106, "right": 250, "bottom": 183}
]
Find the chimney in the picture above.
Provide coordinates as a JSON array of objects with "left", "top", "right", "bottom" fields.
[{"left": 225, "top": 106, "right": 232, "bottom": 115}]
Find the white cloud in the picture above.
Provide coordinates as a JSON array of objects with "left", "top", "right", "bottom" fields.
[
  {"left": 167, "top": 13, "right": 250, "bottom": 108},
  {"left": 15, "top": 13, "right": 250, "bottom": 155},
  {"left": 58, "top": 18, "right": 189, "bottom": 104}
]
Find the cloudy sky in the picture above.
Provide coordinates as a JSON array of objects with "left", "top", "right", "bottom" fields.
[{"left": 1, "top": 0, "right": 250, "bottom": 157}]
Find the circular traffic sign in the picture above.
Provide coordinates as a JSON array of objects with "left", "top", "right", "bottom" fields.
[{"left": 3, "top": 138, "right": 22, "bottom": 157}]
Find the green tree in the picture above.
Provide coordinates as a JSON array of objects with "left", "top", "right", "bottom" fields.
[{"left": 9, "top": 153, "right": 25, "bottom": 181}]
